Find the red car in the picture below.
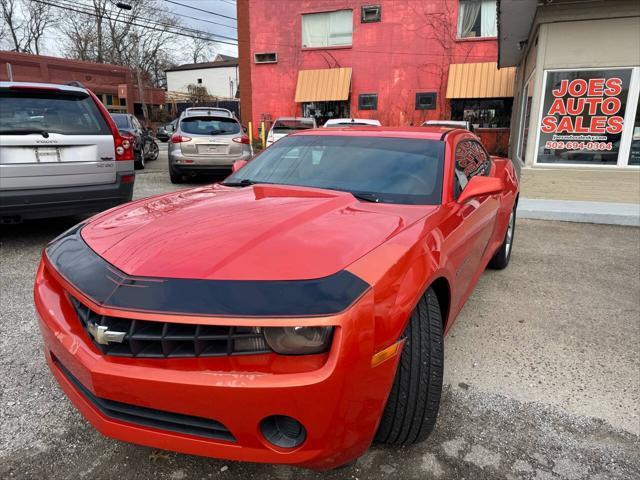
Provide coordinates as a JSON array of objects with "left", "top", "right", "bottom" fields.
[{"left": 35, "top": 127, "right": 518, "bottom": 470}]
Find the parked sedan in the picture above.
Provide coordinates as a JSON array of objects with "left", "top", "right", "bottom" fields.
[
  {"left": 323, "top": 118, "right": 381, "bottom": 127},
  {"left": 111, "top": 113, "right": 159, "bottom": 170},
  {"left": 168, "top": 114, "right": 251, "bottom": 183},
  {"left": 156, "top": 119, "right": 177, "bottom": 142},
  {"left": 266, "top": 117, "right": 316, "bottom": 146},
  {"left": 35, "top": 126, "right": 518, "bottom": 470}
]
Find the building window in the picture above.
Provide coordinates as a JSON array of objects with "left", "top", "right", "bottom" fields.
[
  {"left": 451, "top": 98, "right": 513, "bottom": 128},
  {"left": 197, "top": 78, "right": 203, "bottom": 84},
  {"left": 416, "top": 92, "right": 437, "bottom": 110},
  {"left": 537, "top": 68, "right": 633, "bottom": 166},
  {"left": 358, "top": 93, "right": 378, "bottom": 110},
  {"left": 302, "top": 10, "right": 353, "bottom": 48},
  {"left": 361, "top": 5, "right": 381, "bottom": 23},
  {"left": 457, "top": 1, "right": 497, "bottom": 38},
  {"left": 254, "top": 52, "right": 278, "bottom": 63}
]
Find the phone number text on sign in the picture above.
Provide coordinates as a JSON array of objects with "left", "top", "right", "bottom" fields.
[{"left": 545, "top": 141, "right": 613, "bottom": 151}]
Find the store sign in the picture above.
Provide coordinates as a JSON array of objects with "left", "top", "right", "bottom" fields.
[{"left": 538, "top": 69, "right": 632, "bottom": 165}]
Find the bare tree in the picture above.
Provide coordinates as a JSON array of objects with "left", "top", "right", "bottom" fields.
[
  {"left": 189, "top": 37, "right": 213, "bottom": 64},
  {"left": 59, "top": 0, "right": 182, "bottom": 88},
  {"left": 24, "top": 0, "right": 56, "bottom": 54},
  {"left": 0, "top": 0, "right": 56, "bottom": 54},
  {"left": 1, "top": 0, "right": 28, "bottom": 52}
]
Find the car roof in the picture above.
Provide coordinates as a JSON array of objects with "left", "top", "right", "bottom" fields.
[
  {"left": 0, "top": 81, "right": 88, "bottom": 94},
  {"left": 291, "top": 126, "right": 455, "bottom": 141}
]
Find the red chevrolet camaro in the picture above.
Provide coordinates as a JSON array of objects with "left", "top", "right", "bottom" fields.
[{"left": 35, "top": 127, "right": 518, "bottom": 470}]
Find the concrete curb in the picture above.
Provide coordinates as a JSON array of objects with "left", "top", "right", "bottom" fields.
[{"left": 517, "top": 198, "right": 640, "bottom": 227}]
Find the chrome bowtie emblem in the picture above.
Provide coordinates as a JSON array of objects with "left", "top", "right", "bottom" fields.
[{"left": 87, "top": 321, "right": 126, "bottom": 345}]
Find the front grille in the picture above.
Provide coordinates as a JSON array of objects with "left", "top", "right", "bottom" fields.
[
  {"left": 69, "top": 296, "right": 271, "bottom": 359},
  {"left": 53, "top": 355, "right": 235, "bottom": 442}
]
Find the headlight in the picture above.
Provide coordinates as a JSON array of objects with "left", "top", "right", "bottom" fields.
[{"left": 263, "top": 326, "right": 333, "bottom": 355}]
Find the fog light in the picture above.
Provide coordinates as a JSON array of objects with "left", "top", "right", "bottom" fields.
[{"left": 260, "top": 415, "right": 306, "bottom": 449}]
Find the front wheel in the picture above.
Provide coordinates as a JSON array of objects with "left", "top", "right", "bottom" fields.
[
  {"left": 488, "top": 205, "right": 516, "bottom": 270},
  {"left": 375, "top": 287, "right": 443, "bottom": 446}
]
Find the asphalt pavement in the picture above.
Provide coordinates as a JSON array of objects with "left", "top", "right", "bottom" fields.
[{"left": 1, "top": 147, "right": 639, "bottom": 479}]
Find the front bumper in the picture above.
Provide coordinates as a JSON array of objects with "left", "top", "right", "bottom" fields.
[
  {"left": 0, "top": 172, "right": 134, "bottom": 221},
  {"left": 34, "top": 256, "right": 401, "bottom": 470}
]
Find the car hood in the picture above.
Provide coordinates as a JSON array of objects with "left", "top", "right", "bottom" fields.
[{"left": 81, "top": 184, "right": 435, "bottom": 281}]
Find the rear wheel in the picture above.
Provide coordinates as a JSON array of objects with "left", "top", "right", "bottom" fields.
[
  {"left": 375, "top": 287, "right": 443, "bottom": 445},
  {"left": 169, "top": 164, "right": 183, "bottom": 184},
  {"left": 134, "top": 150, "right": 145, "bottom": 170},
  {"left": 145, "top": 141, "right": 159, "bottom": 161},
  {"left": 488, "top": 205, "right": 516, "bottom": 270}
]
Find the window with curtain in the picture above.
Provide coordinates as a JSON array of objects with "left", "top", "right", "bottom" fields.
[
  {"left": 302, "top": 10, "right": 353, "bottom": 48},
  {"left": 457, "top": 0, "right": 497, "bottom": 38}
]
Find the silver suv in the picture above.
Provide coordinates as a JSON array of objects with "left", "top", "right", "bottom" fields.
[
  {"left": 0, "top": 82, "right": 135, "bottom": 222},
  {"left": 168, "top": 113, "right": 252, "bottom": 183}
]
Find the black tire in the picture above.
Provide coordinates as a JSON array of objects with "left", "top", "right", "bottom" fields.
[
  {"left": 375, "top": 287, "right": 443, "bottom": 446},
  {"left": 488, "top": 205, "right": 516, "bottom": 270},
  {"left": 134, "top": 151, "right": 145, "bottom": 170},
  {"left": 169, "top": 165, "right": 184, "bottom": 184}
]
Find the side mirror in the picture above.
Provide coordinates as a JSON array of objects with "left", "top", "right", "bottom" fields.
[
  {"left": 457, "top": 176, "right": 503, "bottom": 204},
  {"left": 232, "top": 160, "right": 248, "bottom": 172},
  {"left": 166, "top": 124, "right": 174, "bottom": 133}
]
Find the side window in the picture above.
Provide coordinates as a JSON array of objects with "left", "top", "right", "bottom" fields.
[{"left": 454, "top": 140, "right": 490, "bottom": 198}]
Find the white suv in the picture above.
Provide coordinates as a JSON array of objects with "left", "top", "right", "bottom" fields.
[{"left": 0, "top": 82, "right": 135, "bottom": 222}]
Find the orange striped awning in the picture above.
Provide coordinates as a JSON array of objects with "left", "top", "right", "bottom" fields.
[
  {"left": 294, "top": 67, "right": 352, "bottom": 102},
  {"left": 446, "top": 62, "right": 516, "bottom": 99}
]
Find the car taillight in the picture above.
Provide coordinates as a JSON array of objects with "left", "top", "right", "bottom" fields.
[
  {"left": 170, "top": 134, "right": 192, "bottom": 143},
  {"left": 116, "top": 133, "right": 134, "bottom": 161},
  {"left": 87, "top": 89, "right": 133, "bottom": 161},
  {"left": 232, "top": 134, "right": 250, "bottom": 144}
]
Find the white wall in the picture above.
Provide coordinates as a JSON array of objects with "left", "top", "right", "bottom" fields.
[{"left": 166, "top": 66, "right": 239, "bottom": 98}]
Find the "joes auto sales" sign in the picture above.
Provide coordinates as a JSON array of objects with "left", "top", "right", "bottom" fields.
[{"left": 538, "top": 70, "right": 631, "bottom": 159}]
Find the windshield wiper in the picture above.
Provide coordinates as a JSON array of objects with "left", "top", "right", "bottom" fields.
[
  {"left": 350, "top": 191, "right": 381, "bottom": 203},
  {"left": 221, "top": 179, "right": 257, "bottom": 187},
  {"left": 0, "top": 128, "right": 50, "bottom": 137}
]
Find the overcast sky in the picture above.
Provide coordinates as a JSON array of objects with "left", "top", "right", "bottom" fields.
[
  {"left": 167, "top": 0, "right": 239, "bottom": 61},
  {"left": 30, "top": 0, "right": 239, "bottom": 64}
]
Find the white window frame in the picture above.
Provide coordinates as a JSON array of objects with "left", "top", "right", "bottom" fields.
[
  {"left": 457, "top": 0, "right": 497, "bottom": 39},
  {"left": 301, "top": 10, "right": 353, "bottom": 48},
  {"left": 532, "top": 66, "right": 640, "bottom": 169}
]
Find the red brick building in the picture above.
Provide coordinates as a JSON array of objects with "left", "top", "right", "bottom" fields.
[
  {"left": 0, "top": 51, "right": 165, "bottom": 116},
  {"left": 237, "top": 0, "right": 516, "bottom": 152}
]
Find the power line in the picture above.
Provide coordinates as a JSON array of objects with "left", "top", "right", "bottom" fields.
[
  {"left": 55, "top": 0, "right": 238, "bottom": 40},
  {"left": 162, "top": 0, "right": 236, "bottom": 21},
  {"left": 33, "top": 0, "right": 239, "bottom": 46}
]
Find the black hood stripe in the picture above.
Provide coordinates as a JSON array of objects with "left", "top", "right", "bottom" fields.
[{"left": 45, "top": 225, "right": 370, "bottom": 317}]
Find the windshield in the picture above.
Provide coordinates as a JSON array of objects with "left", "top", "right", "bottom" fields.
[
  {"left": 111, "top": 114, "right": 130, "bottom": 129},
  {"left": 225, "top": 135, "right": 444, "bottom": 205},
  {"left": 0, "top": 90, "right": 110, "bottom": 135},
  {"left": 272, "top": 119, "right": 314, "bottom": 134},
  {"left": 180, "top": 116, "right": 240, "bottom": 135}
]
